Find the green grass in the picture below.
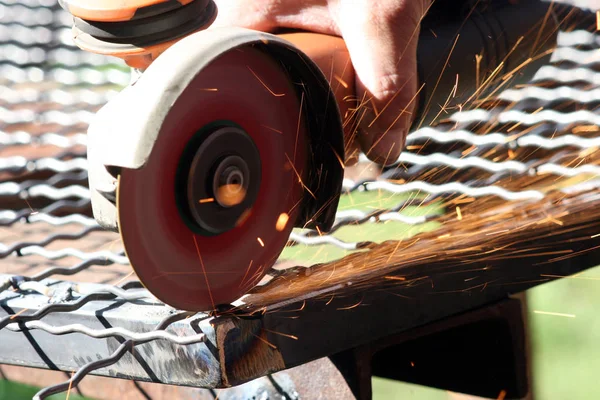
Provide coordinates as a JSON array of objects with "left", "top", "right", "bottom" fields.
[
  {"left": 373, "top": 378, "right": 448, "bottom": 400},
  {"left": 0, "top": 380, "right": 94, "bottom": 400},
  {"left": 527, "top": 266, "right": 600, "bottom": 400},
  {"left": 369, "top": 266, "right": 600, "bottom": 399},
  {"left": 280, "top": 190, "right": 443, "bottom": 264}
]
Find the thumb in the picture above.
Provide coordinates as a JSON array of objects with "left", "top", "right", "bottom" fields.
[{"left": 338, "top": 0, "right": 427, "bottom": 165}]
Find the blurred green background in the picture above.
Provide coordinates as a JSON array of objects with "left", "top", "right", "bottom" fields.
[
  {"left": 371, "top": 265, "right": 600, "bottom": 399},
  {"left": 0, "top": 379, "right": 90, "bottom": 400}
]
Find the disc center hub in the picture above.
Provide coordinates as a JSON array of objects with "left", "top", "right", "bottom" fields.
[
  {"left": 177, "top": 124, "right": 262, "bottom": 235},
  {"left": 213, "top": 155, "right": 249, "bottom": 208}
]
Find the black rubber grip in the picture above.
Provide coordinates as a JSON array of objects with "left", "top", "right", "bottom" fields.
[
  {"left": 414, "top": 0, "right": 587, "bottom": 127},
  {"left": 73, "top": 0, "right": 211, "bottom": 40}
]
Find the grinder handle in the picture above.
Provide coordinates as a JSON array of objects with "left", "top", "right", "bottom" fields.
[
  {"left": 279, "top": 0, "right": 576, "bottom": 142},
  {"left": 277, "top": 33, "right": 357, "bottom": 155}
]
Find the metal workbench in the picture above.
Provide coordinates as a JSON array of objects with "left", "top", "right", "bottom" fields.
[{"left": 1, "top": 0, "right": 600, "bottom": 399}]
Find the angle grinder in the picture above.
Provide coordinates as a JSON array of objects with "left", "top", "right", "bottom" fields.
[{"left": 58, "top": 0, "right": 576, "bottom": 311}]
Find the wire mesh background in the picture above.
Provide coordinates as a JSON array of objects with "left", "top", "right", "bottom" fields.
[{"left": 0, "top": 0, "right": 599, "bottom": 398}]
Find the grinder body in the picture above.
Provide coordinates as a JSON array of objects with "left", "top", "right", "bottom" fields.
[{"left": 60, "top": 0, "right": 574, "bottom": 311}]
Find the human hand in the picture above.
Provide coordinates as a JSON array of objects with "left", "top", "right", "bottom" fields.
[{"left": 212, "top": 0, "right": 430, "bottom": 165}]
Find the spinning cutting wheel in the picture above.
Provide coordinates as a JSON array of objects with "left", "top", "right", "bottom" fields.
[{"left": 117, "top": 45, "right": 308, "bottom": 310}]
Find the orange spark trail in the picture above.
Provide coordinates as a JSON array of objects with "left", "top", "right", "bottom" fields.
[
  {"left": 248, "top": 66, "right": 285, "bottom": 97},
  {"left": 192, "top": 236, "right": 215, "bottom": 311}
]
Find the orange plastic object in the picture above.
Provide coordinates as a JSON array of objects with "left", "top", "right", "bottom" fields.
[
  {"left": 279, "top": 33, "right": 359, "bottom": 162},
  {"left": 61, "top": 0, "right": 194, "bottom": 22}
]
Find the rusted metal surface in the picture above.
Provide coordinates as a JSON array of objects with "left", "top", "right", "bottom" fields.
[{"left": 0, "top": 0, "right": 599, "bottom": 399}]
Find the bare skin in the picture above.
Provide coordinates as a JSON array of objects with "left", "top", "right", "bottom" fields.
[{"left": 212, "top": 0, "right": 431, "bottom": 165}]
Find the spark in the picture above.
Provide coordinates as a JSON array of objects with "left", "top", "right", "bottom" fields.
[
  {"left": 384, "top": 276, "right": 406, "bottom": 281},
  {"left": 239, "top": 260, "right": 254, "bottom": 288},
  {"left": 431, "top": 76, "right": 460, "bottom": 124},
  {"left": 263, "top": 328, "right": 298, "bottom": 340},
  {"left": 65, "top": 371, "right": 74, "bottom": 400},
  {"left": 543, "top": 215, "right": 563, "bottom": 226},
  {"left": 247, "top": 66, "right": 285, "bottom": 97},
  {"left": 533, "top": 310, "right": 576, "bottom": 318},
  {"left": 502, "top": 57, "right": 533, "bottom": 82},
  {"left": 578, "top": 146, "right": 598, "bottom": 158},
  {"left": 331, "top": 53, "right": 352, "bottom": 95},
  {"left": 597, "top": 11, "right": 600, "bottom": 31},
  {"left": 199, "top": 198, "right": 214, "bottom": 204},
  {"left": 475, "top": 53, "right": 483, "bottom": 89},
  {"left": 531, "top": 2, "right": 554, "bottom": 57},
  {"left": 331, "top": 146, "right": 345, "bottom": 170},
  {"left": 201, "top": 88, "right": 218, "bottom": 92},
  {"left": 418, "top": 34, "right": 461, "bottom": 128},
  {"left": 386, "top": 239, "right": 404, "bottom": 263},
  {"left": 486, "top": 229, "right": 510, "bottom": 235},
  {"left": 242, "top": 265, "right": 266, "bottom": 292},
  {"left": 507, "top": 107, "right": 543, "bottom": 133},
  {"left": 262, "top": 125, "right": 282, "bottom": 134},
  {"left": 276, "top": 213, "right": 290, "bottom": 232},
  {"left": 453, "top": 74, "right": 459, "bottom": 98},
  {"left": 235, "top": 208, "right": 252, "bottom": 227},
  {"left": 257, "top": 237, "right": 265, "bottom": 247},
  {"left": 284, "top": 153, "right": 315, "bottom": 199},
  {"left": 192, "top": 236, "right": 215, "bottom": 311},
  {"left": 249, "top": 332, "right": 277, "bottom": 349},
  {"left": 294, "top": 91, "right": 305, "bottom": 164},
  {"left": 463, "top": 61, "right": 505, "bottom": 107},
  {"left": 22, "top": 197, "right": 36, "bottom": 214},
  {"left": 111, "top": 270, "right": 134, "bottom": 286},
  {"left": 497, "top": 390, "right": 507, "bottom": 400},
  {"left": 542, "top": 244, "right": 600, "bottom": 264},
  {"left": 333, "top": 74, "right": 348, "bottom": 89},
  {"left": 10, "top": 308, "right": 29, "bottom": 319},
  {"left": 572, "top": 125, "right": 599, "bottom": 133},
  {"left": 462, "top": 145, "right": 476, "bottom": 156},
  {"left": 456, "top": 206, "right": 463, "bottom": 220},
  {"left": 337, "top": 299, "right": 363, "bottom": 310}
]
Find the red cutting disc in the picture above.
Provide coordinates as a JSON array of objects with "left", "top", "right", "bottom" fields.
[{"left": 117, "top": 45, "right": 307, "bottom": 311}]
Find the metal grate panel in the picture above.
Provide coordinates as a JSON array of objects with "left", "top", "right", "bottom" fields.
[{"left": 0, "top": 1, "right": 600, "bottom": 398}]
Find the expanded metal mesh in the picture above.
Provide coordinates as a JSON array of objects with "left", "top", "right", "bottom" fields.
[{"left": 0, "top": 0, "right": 599, "bottom": 398}]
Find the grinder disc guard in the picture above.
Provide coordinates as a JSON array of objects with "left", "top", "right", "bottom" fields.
[{"left": 117, "top": 46, "right": 308, "bottom": 311}]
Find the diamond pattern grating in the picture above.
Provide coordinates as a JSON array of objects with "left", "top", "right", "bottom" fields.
[{"left": 0, "top": 1, "right": 600, "bottom": 398}]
